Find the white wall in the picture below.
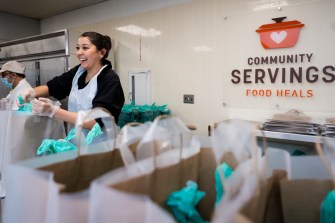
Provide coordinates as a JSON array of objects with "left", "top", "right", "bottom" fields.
[
  {"left": 0, "top": 11, "right": 40, "bottom": 42},
  {"left": 41, "top": 0, "right": 335, "bottom": 135}
]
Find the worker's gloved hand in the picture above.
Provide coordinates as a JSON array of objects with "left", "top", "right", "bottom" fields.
[
  {"left": 17, "top": 88, "right": 35, "bottom": 106},
  {"left": 32, "top": 97, "right": 60, "bottom": 118}
]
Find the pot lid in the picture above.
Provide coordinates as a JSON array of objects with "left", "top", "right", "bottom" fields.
[{"left": 256, "top": 17, "right": 304, "bottom": 32}]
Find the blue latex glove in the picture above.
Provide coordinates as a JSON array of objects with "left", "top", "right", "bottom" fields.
[{"left": 166, "top": 180, "right": 206, "bottom": 223}]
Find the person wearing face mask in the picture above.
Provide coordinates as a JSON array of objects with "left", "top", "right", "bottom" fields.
[
  {"left": 19, "top": 31, "right": 125, "bottom": 130},
  {"left": 0, "top": 61, "right": 33, "bottom": 110}
]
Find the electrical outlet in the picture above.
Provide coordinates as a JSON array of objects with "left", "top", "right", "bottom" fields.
[{"left": 183, "top": 94, "right": 194, "bottom": 104}]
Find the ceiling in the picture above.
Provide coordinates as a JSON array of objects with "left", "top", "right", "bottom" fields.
[{"left": 0, "top": 0, "right": 109, "bottom": 20}]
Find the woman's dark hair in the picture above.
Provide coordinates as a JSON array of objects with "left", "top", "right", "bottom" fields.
[{"left": 80, "top": 32, "right": 112, "bottom": 59}]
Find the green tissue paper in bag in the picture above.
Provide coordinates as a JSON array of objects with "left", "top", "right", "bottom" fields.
[
  {"left": 17, "top": 95, "right": 24, "bottom": 106},
  {"left": 17, "top": 103, "right": 32, "bottom": 112},
  {"left": 37, "top": 123, "right": 103, "bottom": 155},
  {"left": 37, "top": 139, "right": 77, "bottom": 155},
  {"left": 215, "top": 162, "right": 234, "bottom": 206},
  {"left": 117, "top": 102, "right": 172, "bottom": 127},
  {"left": 139, "top": 104, "right": 154, "bottom": 122},
  {"left": 17, "top": 95, "right": 32, "bottom": 112},
  {"left": 158, "top": 103, "right": 171, "bottom": 115},
  {"left": 86, "top": 122, "right": 103, "bottom": 144},
  {"left": 117, "top": 103, "right": 135, "bottom": 127},
  {"left": 320, "top": 190, "right": 335, "bottom": 223},
  {"left": 166, "top": 180, "right": 207, "bottom": 223},
  {"left": 64, "top": 128, "right": 76, "bottom": 141}
]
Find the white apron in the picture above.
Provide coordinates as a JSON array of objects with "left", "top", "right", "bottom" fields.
[{"left": 68, "top": 65, "right": 107, "bottom": 112}]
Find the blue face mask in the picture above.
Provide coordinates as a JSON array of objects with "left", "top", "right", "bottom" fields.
[{"left": 1, "top": 78, "right": 13, "bottom": 89}]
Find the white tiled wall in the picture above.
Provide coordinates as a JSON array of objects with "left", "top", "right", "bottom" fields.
[{"left": 68, "top": 0, "right": 335, "bottom": 135}]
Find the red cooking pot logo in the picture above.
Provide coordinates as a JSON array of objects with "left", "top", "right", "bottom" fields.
[{"left": 256, "top": 17, "right": 304, "bottom": 49}]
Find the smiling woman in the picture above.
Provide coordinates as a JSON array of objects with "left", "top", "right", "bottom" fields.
[{"left": 19, "top": 31, "right": 125, "bottom": 130}]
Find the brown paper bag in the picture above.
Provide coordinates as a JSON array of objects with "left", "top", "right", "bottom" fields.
[
  {"left": 110, "top": 157, "right": 185, "bottom": 209},
  {"left": 262, "top": 170, "right": 287, "bottom": 223},
  {"left": 5, "top": 140, "right": 126, "bottom": 223},
  {"left": 110, "top": 145, "right": 216, "bottom": 221},
  {"left": 278, "top": 136, "right": 335, "bottom": 223},
  {"left": 37, "top": 108, "right": 125, "bottom": 192},
  {"left": 241, "top": 169, "right": 287, "bottom": 223},
  {"left": 280, "top": 179, "right": 332, "bottom": 223},
  {"left": 39, "top": 149, "right": 124, "bottom": 192},
  {"left": 197, "top": 147, "right": 218, "bottom": 220},
  {"left": 4, "top": 108, "right": 125, "bottom": 223}
]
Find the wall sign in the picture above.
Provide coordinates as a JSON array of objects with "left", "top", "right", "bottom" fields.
[{"left": 230, "top": 17, "right": 335, "bottom": 98}]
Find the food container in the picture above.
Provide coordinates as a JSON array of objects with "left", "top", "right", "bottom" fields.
[{"left": 256, "top": 17, "right": 304, "bottom": 49}]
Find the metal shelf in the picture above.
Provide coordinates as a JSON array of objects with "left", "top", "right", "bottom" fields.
[
  {"left": 256, "top": 130, "right": 321, "bottom": 144},
  {"left": 0, "top": 29, "right": 69, "bottom": 62}
]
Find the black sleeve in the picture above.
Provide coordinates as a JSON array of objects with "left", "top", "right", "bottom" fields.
[
  {"left": 47, "top": 65, "right": 80, "bottom": 100},
  {"left": 93, "top": 69, "right": 125, "bottom": 124}
]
